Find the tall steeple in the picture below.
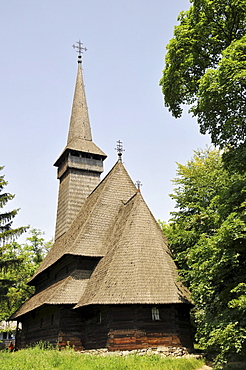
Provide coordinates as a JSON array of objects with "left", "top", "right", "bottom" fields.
[
  {"left": 67, "top": 62, "right": 92, "bottom": 145},
  {"left": 54, "top": 42, "right": 107, "bottom": 241}
]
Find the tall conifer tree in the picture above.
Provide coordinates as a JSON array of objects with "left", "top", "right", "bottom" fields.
[{"left": 0, "top": 166, "right": 28, "bottom": 301}]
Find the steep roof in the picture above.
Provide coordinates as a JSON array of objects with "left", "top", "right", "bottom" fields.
[
  {"left": 29, "top": 161, "right": 137, "bottom": 283},
  {"left": 75, "top": 192, "right": 190, "bottom": 307},
  {"left": 54, "top": 64, "right": 106, "bottom": 166},
  {"left": 12, "top": 160, "right": 191, "bottom": 319},
  {"left": 67, "top": 63, "right": 92, "bottom": 143}
]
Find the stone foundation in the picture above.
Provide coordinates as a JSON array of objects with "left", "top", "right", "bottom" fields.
[{"left": 80, "top": 346, "right": 192, "bottom": 357}]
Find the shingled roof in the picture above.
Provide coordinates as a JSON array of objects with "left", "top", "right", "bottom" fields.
[
  {"left": 54, "top": 64, "right": 106, "bottom": 166},
  {"left": 75, "top": 191, "right": 190, "bottom": 307},
  {"left": 12, "top": 270, "right": 90, "bottom": 318},
  {"left": 12, "top": 160, "right": 191, "bottom": 319},
  {"left": 29, "top": 161, "right": 137, "bottom": 283}
]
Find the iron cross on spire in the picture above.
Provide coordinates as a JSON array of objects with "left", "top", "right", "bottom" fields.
[
  {"left": 115, "top": 140, "right": 125, "bottom": 162},
  {"left": 72, "top": 40, "right": 87, "bottom": 64}
]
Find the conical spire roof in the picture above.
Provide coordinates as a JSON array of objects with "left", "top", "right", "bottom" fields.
[
  {"left": 54, "top": 62, "right": 106, "bottom": 167},
  {"left": 67, "top": 63, "right": 92, "bottom": 144}
]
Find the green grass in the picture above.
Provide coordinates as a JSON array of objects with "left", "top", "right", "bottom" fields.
[{"left": 0, "top": 347, "right": 205, "bottom": 370}]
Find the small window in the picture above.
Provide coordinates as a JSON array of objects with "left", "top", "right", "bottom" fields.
[
  {"left": 97, "top": 311, "right": 102, "bottom": 324},
  {"left": 152, "top": 307, "right": 160, "bottom": 321}
]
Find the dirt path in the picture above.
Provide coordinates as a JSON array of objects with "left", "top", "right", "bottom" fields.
[{"left": 197, "top": 366, "right": 213, "bottom": 370}]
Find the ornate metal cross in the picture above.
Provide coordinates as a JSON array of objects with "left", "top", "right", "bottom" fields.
[
  {"left": 72, "top": 40, "right": 87, "bottom": 63},
  {"left": 115, "top": 140, "right": 125, "bottom": 162}
]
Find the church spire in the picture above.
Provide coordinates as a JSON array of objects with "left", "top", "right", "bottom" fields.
[
  {"left": 67, "top": 41, "right": 92, "bottom": 146},
  {"left": 53, "top": 42, "right": 107, "bottom": 241}
]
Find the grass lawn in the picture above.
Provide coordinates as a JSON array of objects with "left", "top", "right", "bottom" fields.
[{"left": 0, "top": 347, "right": 205, "bottom": 370}]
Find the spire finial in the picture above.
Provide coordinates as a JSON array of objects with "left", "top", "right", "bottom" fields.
[
  {"left": 115, "top": 140, "right": 125, "bottom": 162},
  {"left": 72, "top": 40, "right": 87, "bottom": 64},
  {"left": 135, "top": 180, "right": 142, "bottom": 192}
]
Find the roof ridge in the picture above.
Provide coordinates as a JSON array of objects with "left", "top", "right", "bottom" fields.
[{"left": 122, "top": 191, "right": 138, "bottom": 205}]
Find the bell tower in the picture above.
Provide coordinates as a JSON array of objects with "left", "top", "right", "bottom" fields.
[{"left": 54, "top": 41, "right": 107, "bottom": 240}]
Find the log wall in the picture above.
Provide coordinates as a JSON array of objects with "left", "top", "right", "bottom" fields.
[
  {"left": 18, "top": 305, "right": 61, "bottom": 348},
  {"left": 80, "top": 304, "right": 193, "bottom": 351},
  {"left": 18, "top": 303, "right": 193, "bottom": 351},
  {"left": 58, "top": 305, "right": 84, "bottom": 350}
]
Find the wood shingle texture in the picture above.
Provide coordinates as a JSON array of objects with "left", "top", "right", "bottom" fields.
[
  {"left": 29, "top": 161, "right": 137, "bottom": 283},
  {"left": 12, "top": 270, "right": 90, "bottom": 318},
  {"left": 55, "top": 64, "right": 106, "bottom": 160},
  {"left": 12, "top": 161, "right": 190, "bottom": 321},
  {"left": 76, "top": 190, "right": 190, "bottom": 306}
]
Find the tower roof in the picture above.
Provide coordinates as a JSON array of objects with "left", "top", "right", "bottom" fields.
[
  {"left": 54, "top": 62, "right": 106, "bottom": 167},
  {"left": 68, "top": 63, "right": 92, "bottom": 143}
]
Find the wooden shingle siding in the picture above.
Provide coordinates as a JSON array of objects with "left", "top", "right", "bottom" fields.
[{"left": 55, "top": 167, "right": 102, "bottom": 240}]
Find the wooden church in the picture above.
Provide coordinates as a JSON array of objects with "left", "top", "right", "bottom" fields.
[{"left": 11, "top": 44, "right": 193, "bottom": 351}]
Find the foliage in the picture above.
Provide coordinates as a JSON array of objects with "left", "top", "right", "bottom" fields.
[
  {"left": 0, "top": 346, "right": 205, "bottom": 370},
  {"left": 0, "top": 166, "right": 28, "bottom": 308},
  {"left": 0, "top": 229, "right": 52, "bottom": 321},
  {"left": 160, "top": 148, "right": 246, "bottom": 368},
  {"left": 160, "top": 0, "right": 246, "bottom": 155},
  {"left": 191, "top": 35, "right": 246, "bottom": 148}
]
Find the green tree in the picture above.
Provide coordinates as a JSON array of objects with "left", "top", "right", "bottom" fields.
[
  {"left": 160, "top": 0, "right": 246, "bottom": 155},
  {"left": 161, "top": 148, "right": 246, "bottom": 368},
  {"left": 0, "top": 229, "right": 52, "bottom": 321},
  {"left": 0, "top": 167, "right": 52, "bottom": 320},
  {"left": 0, "top": 166, "right": 28, "bottom": 303}
]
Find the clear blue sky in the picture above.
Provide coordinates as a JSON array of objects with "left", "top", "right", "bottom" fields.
[{"left": 0, "top": 0, "right": 210, "bottom": 242}]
